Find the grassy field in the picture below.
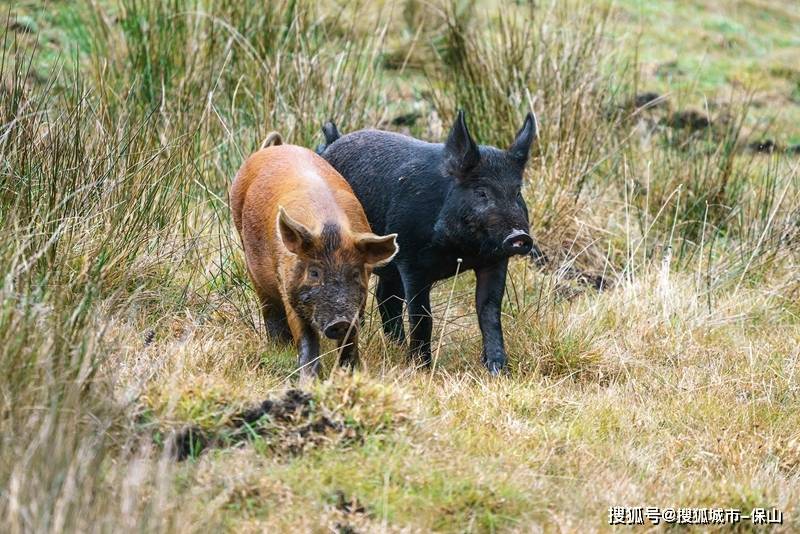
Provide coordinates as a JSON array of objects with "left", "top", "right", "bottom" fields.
[{"left": 2, "top": 0, "right": 799, "bottom": 532}]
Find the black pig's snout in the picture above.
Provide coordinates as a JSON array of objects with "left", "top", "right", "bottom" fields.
[
  {"left": 503, "top": 229, "right": 533, "bottom": 256},
  {"left": 323, "top": 318, "right": 353, "bottom": 340}
]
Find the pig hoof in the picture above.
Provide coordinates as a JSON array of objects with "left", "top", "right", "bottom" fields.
[
  {"left": 485, "top": 361, "right": 505, "bottom": 376},
  {"left": 481, "top": 351, "right": 507, "bottom": 376},
  {"left": 337, "top": 358, "right": 359, "bottom": 373},
  {"left": 408, "top": 353, "right": 432, "bottom": 369}
]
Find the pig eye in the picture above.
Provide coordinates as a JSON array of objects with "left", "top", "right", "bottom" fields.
[
  {"left": 476, "top": 188, "right": 489, "bottom": 200},
  {"left": 307, "top": 267, "right": 321, "bottom": 281}
]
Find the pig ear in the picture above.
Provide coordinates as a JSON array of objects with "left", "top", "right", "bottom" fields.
[
  {"left": 277, "top": 207, "right": 315, "bottom": 256},
  {"left": 316, "top": 121, "right": 341, "bottom": 155},
  {"left": 507, "top": 111, "right": 538, "bottom": 163},
  {"left": 444, "top": 110, "right": 480, "bottom": 178},
  {"left": 322, "top": 120, "right": 340, "bottom": 145},
  {"left": 356, "top": 233, "right": 398, "bottom": 267}
]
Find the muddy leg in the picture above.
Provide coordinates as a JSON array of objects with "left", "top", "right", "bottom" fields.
[
  {"left": 376, "top": 267, "right": 406, "bottom": 344},
  {"left": 286, "top": 306, "right": 321, "bottom": 380},
  {"left": 260, "top": 296, "right": 292, "bottom": 343},
  {"left": 336, "top": 326, "right": 359, "bottom": 371}
]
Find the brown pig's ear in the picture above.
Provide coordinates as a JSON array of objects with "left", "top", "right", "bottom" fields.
[
  {"left": 277, "top": 207, "right": 315, "bottom": 256},
  {"left": 356, "top": 233, "right": 398, "bottom": 267}
]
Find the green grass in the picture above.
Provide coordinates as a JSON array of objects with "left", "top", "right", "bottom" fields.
[
  {"left": 1, "top": 0, "right": 799, "bottom": 532},
  {"left": 611, "top": 0, "right": 800, "bottom": 141}
]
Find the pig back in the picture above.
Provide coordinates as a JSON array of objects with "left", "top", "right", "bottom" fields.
[
  {"left": 321, "top": 130, "right": 448, "bottom": 237},
  {"left": 230, "top": 144, "right": 372, "bottom": 294}
]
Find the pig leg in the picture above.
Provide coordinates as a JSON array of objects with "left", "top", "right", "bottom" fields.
[
  {"left": 375, "top": 268, "right": 406, "bottom": 343},
  {"left": 337, "top": 305, "right": 363, "bottom": 370},
  {"left": 286, "top": 306, "right": 321, "bottom": 379},
  {"left": 259, "top": 295, "right": 292, "bottom": 343},
  {"left": 401, "top": 272, "right": 433, "bottom": 367},
  {"left": 297, "top": 329, "right": 321, "bottom": 379},
  {"left": 253, "top": 274, "right": 291, "bottom": 343},
  {"left": 336, "top": 328, "right": 359, "bottom": 371},
  {"left": 475, "top": 259, "right": 509, "bottom": 376}
]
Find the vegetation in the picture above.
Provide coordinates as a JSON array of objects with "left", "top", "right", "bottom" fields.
[{"left": 1, "top": 0, "right": 798, "bottom": 531}]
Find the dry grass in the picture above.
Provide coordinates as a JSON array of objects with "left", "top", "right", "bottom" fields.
[{"left": 1, "top": 0, "right": 799, "bottom": 532}]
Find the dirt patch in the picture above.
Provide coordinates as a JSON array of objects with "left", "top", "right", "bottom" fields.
[
  {"left": 143, "top": 329, "right": 156, "bottom": 346},
  {"left": 331, "top": 490, "right": 369, "bottom": 534},
  {"left": 747, "top": 139, "right": 779, "bottom": 153},
  {"left": 390, "top": 111, "right": 422, "bottom": 127},
  {"left": 664, "top": 109, "right": 711, "bottom": 131},
  {"left": 169, "top": 389, "right": 351, "bottom": 461},
  {"left": 10, "top": 17, "right": 38, "bottom": 35},
  {"left": 333, "top": 489, "right": 368, "bottom": 515},
  {"left": 633, "top": 92, "right": 667, "bottom": 110},
  {"left": 744, "top": 140, "right": 800, "bottom": 155}
]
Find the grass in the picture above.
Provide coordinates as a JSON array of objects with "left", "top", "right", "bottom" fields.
[{"left": 1, "top": 0, "right": 799, "bottom": 532}]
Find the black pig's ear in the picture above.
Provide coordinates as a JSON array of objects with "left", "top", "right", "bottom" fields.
[
  {"left": 316, "top": 120, "right": 341, "bottom": 154},
  {"left": 508, "top": 111, "right": 538, "bottom": 163},
  {"left": 444, "top": 110, "right": 480, "bottom": 178},
  {"left": 322, "top": 120, "right": 340, "bottom": 145}
]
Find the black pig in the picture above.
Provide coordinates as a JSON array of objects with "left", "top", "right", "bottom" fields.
[{"left": 318, "top": 111, "right": 538, "bottom": 374}]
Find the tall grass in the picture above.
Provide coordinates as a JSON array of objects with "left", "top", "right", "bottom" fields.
[
  {"left": 0, "top": 31, "right": 183, "bottom": 531},
  {"left": 0, "top": 1, "right": 389, "bottom": 529},
  {"left": 424, "top": 1, "right": 634, "bottom": 281},
  {"left": 425, "top": 0, "right": 798, "bottom": 295}
]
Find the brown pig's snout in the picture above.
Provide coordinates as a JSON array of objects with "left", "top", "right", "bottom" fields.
[{"left": 323, "top": 318, "right": 354, "bottom": 340}]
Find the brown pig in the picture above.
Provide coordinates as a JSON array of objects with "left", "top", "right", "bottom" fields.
[{"left": 230, "top": 133, "right": 398, "bottom": 378}]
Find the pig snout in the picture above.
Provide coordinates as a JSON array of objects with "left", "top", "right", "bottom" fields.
[
  {"left": 502, "top": 229, "right": 533, "bottom": 256},
  {"left": 323, "top": 318, "right": 354, "bottom": 340}
]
